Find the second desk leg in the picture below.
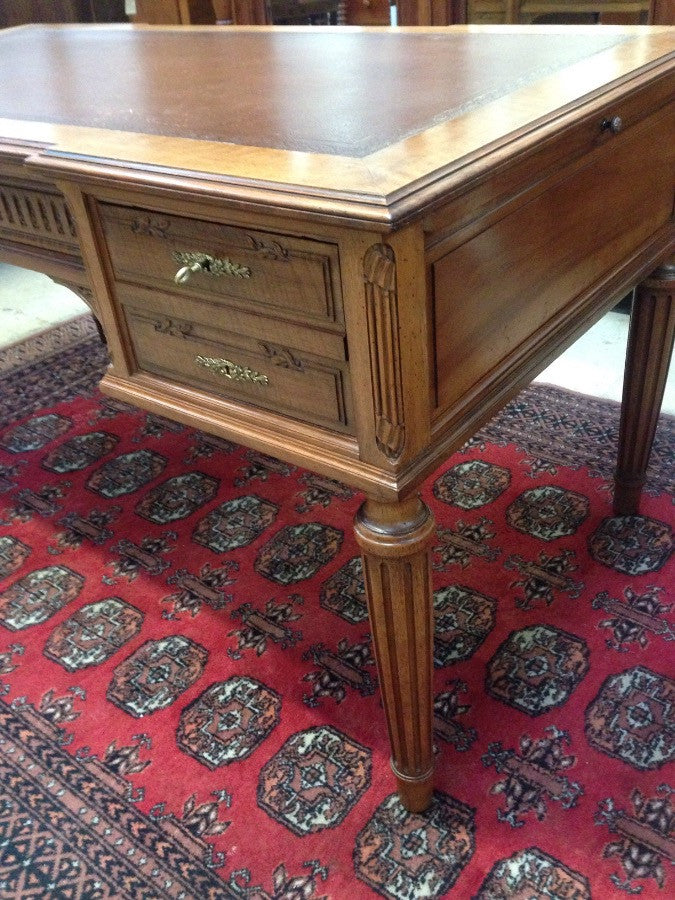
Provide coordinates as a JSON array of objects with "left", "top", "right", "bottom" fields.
[
  {"left": 354, "top": 495, "right": 436, "bottom": 813},
  {"left": 615, "top": 262, "right": 675, "bottom": 515}
]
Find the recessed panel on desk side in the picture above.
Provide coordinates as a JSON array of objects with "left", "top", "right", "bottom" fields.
[{"left": 432, "top": 101, "right": 674, "bottom": 414}]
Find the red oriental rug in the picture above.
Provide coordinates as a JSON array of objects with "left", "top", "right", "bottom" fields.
[{"left": 0, "top": 315, "right": 673, "bottom": 899}]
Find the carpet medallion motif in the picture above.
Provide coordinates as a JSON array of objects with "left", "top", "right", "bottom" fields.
[
  {"left": 486, "top": 625, "right": 590, "bottom": 716},
  {"left": 0, "top": 321, "right": 673, "bottom": 898},
  {"left": 589, "top": 515, "right": 673, "bottom": 575},
  {"left": 433, "top": 460, "right": 511, "bottom": 510},
  {"left": 107, "top": 636, "right": 209, "bottom": 718},
  {"left": 86, "top": 449, "right": 168, "bottom": 498},
  {"left": 585, "top": 667, "right": 674, "bottom": 770},
  {"left": 192, "top": 495, "right": 279, "bottom": 553},
  {"left": 44, "top": 596, "right": 145, "bottom": 671},
  {"left": 258, "top": 725, "right": 372, "bottom": 835},
  {"left": 178, "top": 676, "right": 282, "bottom": 768}
]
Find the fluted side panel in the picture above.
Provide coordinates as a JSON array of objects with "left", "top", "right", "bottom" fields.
[{"left": 0, "top": 182, "right": 79, "bottom": 250}]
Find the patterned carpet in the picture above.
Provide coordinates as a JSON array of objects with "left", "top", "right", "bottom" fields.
[{"left": 0, "top": 316, "right": 673, "bottom": 899}]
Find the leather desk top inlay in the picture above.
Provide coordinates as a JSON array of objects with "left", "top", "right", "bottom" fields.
[{"left": 0, "top": 26, "right": 631, "bottom": 155}]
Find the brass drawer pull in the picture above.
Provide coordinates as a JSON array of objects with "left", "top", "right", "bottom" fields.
[
  {"left": 172, "top": 251, "right": 251, "bottom": 284},
  {"left": 174, "top": 260, "right": 203, "bottom": 283},
  {"left": 196, "top": 354, "right": 268, "bottom": 385}
]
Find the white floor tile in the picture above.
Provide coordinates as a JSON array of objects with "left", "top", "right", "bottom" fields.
[{"left": 0, "top": 262, "right": 89, "bottom": 345}]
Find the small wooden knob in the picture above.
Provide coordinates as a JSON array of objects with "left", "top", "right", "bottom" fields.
[{"left": 601, "top": 115, "right": 623, "bottom": 135}]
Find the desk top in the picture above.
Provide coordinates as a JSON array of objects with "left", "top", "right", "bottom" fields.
[
  {"left": 0, "top": 24, "right": 673, "bottom": 223},
  {"left": 0, "top": 26, "right": 640, "bottom": 155}
]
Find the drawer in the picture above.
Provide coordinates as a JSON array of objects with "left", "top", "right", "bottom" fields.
[
  {"left": 115, "top": 282, "right": 348, "bottom": 361},
  {"left": 433, "top": 101, "right": 674, "bottom": 412},
  {"left": 98, "top": 203, "right": 344, "bottom": 327},
  {"left": 118, "top": 288, "right": 353, "bottom": 432},
  {"left": 0, "top": 177, "right": 79, "bottom": 253}
]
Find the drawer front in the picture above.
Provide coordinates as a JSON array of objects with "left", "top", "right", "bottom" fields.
[
  {"left": 99, "top": 203, "right": 344, "bottom": 327},
  {"left": 0, "top": 178, "right": 79, "bottom": 253},
  {"left": 119, "top": 289, "right": 353, "bottom": 432},
  {"left": 433, "top": 102, "right": 674, "bottom": 412}
]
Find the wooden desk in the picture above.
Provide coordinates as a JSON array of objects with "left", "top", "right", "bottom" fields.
[{"left": 0, "top": 24, "right": 673, "bottom": 811}]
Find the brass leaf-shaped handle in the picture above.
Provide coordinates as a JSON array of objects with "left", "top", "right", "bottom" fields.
[
  {"left": 195, "top": 355, "right": 268, "bottom": 385},
  {"left": 172, "top": 251, "right": 251, "bottom": 284}
]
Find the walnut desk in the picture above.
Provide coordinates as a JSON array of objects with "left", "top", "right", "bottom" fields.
[{"left": 0, "top": 24, "right": 673, "bottom": 811}]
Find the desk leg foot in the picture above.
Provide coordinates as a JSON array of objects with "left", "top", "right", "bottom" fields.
[
  {"left": 614, "top": 262, "right": 675, "bottom": 515},
  {"left": 354, "top": 495, "right": 436, "bottom": 813}
]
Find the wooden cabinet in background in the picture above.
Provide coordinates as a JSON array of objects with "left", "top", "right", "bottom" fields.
[
  {"left": 651, "top": 0, "right": 674, "bottom": 23},
  {"left": 1, "top": 0, "right": 671, "bottom": 25},
  {"left": 0, "top": 0, "right": 125, "bottom": 26},
  {"left": 465, "top": 0, "right": 651, "bottom": 25},
  {"left": 131, "top": 0, "right": 219, "bottom": 24}
]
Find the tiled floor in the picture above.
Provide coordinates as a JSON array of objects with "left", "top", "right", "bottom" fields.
[
  {"left": 0, "top": 263, "right": 89, "bottom": 346},
  {"left": 1, "top": 261, "right": 673, "bottom": 414}
]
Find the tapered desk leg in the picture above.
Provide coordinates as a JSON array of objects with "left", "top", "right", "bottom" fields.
[
  {"left": 615, "top": 262, "right": 675, "bottom": 515},
  {"left": 354, "top": 495, "right": 436, "bottom": 812}
]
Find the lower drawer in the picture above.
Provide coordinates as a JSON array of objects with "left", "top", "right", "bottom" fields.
[{"left": 121, "top": 301, "right": 353, "bottom": 433}]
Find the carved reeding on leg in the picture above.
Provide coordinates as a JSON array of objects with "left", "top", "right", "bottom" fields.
[
  {"left": 354, "top": 496, "right": 436, "bottom": 812},
  {"left": 615, "top": 262, "right": 675, "bottom": 515}
]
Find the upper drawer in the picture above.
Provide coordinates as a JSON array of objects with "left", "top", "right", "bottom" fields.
[
  {"left": 0, "top": 177, "right": 79, "bottom": 254},
  {"left": 98, "top": 203, "right": 344, "bottom": 327}
]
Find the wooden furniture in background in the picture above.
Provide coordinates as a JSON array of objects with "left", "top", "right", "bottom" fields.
[
  {"left": 131, "top": 0, "right": 221, "bottom": 24},
  {"left": 465, "top": 0, "right": 651, "bottom": 25},
  {"left": 0, "top": 0, "right": 125, "bottom": 26},
  {"left": 1, "top": 0, "right": 670, "bottom": 26},
  {"left": 0, "top": 24, "right": 672, "bottom": 811},
  {"left": 651, "top": 0, "right": 674, "bottom": 23}
]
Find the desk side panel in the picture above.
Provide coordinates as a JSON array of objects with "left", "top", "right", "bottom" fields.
[
  {"left": 0, "top": 158, "right": 90, "bottom": 294},
  {"left": 431, "top": 100, "right": 674, "bottom": 421}
]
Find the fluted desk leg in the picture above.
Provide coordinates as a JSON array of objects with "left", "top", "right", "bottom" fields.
[
  {"left": 354, "top": 495, "right": 436, "bottom": 812},
  {"left": 615, "top": 262, "right": 675, "bottom": 515}
]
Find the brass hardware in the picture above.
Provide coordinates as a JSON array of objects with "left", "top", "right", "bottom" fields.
[
  {"left": 172, "top": 251, "right": 251, "bottom": 284},
  {"left": 195, "top": 355, "right": 268, "bottom": 385},
  {"left": 174, "top": 261, "right": 203, "bottom": 284},
  {"left": 600, "top": 116, "right": 623, "bottom": 135}
]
